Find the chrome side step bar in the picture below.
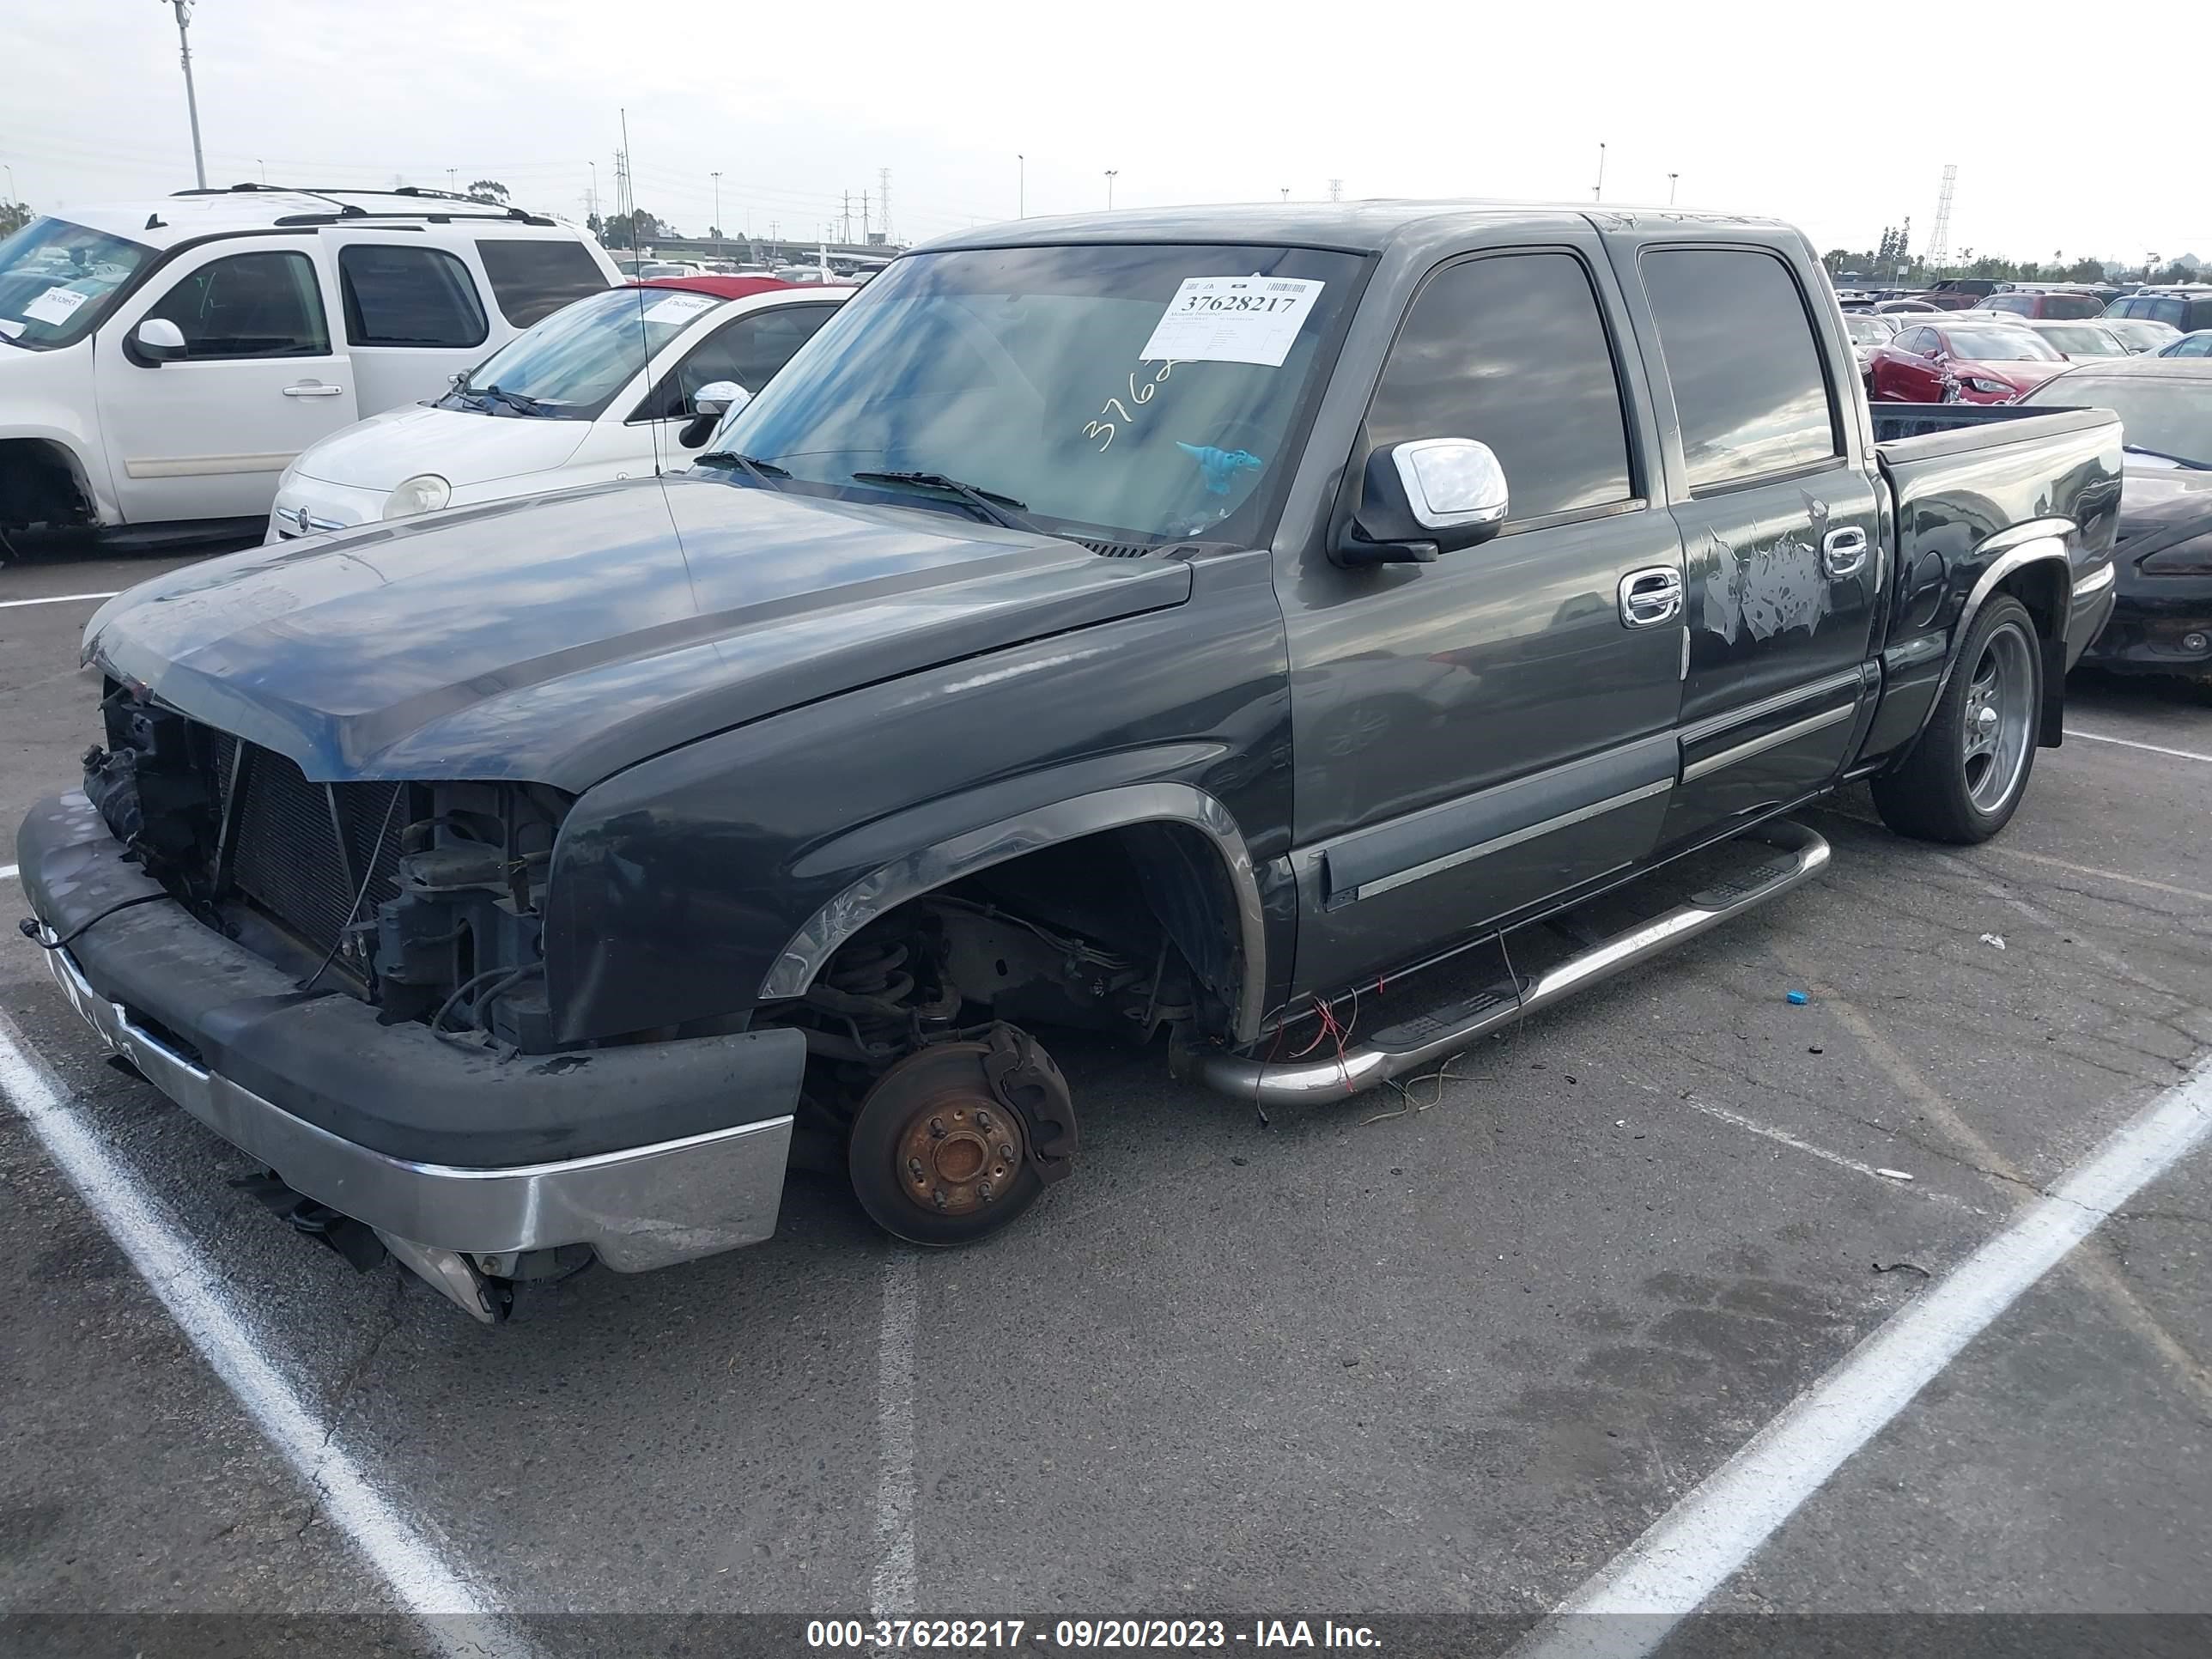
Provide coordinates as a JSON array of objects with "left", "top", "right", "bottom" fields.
[{"left": 1199, "top": 820, "right": 1831, "bottom": 1108}]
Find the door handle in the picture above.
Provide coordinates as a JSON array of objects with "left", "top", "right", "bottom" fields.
[
  {"left": 1618, "top": 566, "right": 1684, "bottom": 629},
  {"left": 282, "top": 381, "right": 344, "bottom": 398},
  {"left": 1822, "top": 526, "right": 1869, "bottom": 578}
]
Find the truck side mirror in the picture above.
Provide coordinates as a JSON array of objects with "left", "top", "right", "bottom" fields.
[
  {"left": 128, "top": 317, "right": 188, "bottom": 366},
  {"left": 1334, "top": 437, "right": 1509, "bottom": 568}
]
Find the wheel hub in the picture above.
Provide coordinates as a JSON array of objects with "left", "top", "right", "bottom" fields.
[{"left": 893, "top": 1085, "right": 1026, "bottom": 1217}]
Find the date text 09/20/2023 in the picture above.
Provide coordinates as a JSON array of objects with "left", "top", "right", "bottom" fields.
[{"left": 805, "top": 1619, "right": 1383, "bottom": 1649}]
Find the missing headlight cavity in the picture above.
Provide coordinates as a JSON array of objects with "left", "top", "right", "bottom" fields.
[{"left": 81, "top": 687, "right": 573, "bottom": 1048}]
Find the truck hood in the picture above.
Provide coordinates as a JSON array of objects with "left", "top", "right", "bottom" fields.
[
  {"left": 83, "top": 476, "right": 1193, "bottom": 791},
  {"left": 288, "top": 403, "right": 594, "bottom": 490}
]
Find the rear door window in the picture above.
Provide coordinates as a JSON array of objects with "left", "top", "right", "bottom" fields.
[
  {"left": 475, "top": 239, "right": 611, "bottom": 327},
  {"left": 143, "top": 249, "right": 329, "bottom": 358},
  {"left": 1364, "top": 250, "right": 1635, "bottom": 521},
  {"left": 1640, "top": 247, "right": 1839, "bottom": 490},
  {"left": 2044, "top": 293, "right": 2102, "bottom": 319},
  {"left": 338, "top": 244, "right": 487, "bottom": 348}
]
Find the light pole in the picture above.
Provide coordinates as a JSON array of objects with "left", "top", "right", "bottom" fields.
[
  {"left": 1668, "top": 171, "right": 1679, "bottom": 205},
  {"left": 1593, "top": 142, "right": 1606, "bottom": 203},
  {"left": 6, "top": 164, "right": 16, "bottom": 204},
  {"left": 447, "top": 167, "right": 458, "bottom": 194},
  {"left": 258, "top": 158, "right": 267, "bottom": 185},
  {"left": 161, "top": 1, "right": 208, "bottom": 191},
  {"left": 1280, "top": 187, "right": 1289, "bottom": 202},
  {"left": 1104, "top": 169, "right": 1117, "bottom": 209},
  {"left": 587, "top": 161, "right": 598, "bottom": 226},
  {"left": 1018, "top": 153, "right": 1024, "bottom": 218},
  {"left": 711, "top": 171, "right": 722, "bottom": 255}
]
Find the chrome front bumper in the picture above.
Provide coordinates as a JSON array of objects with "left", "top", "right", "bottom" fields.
[{"left": 45, "top": 942, "right": 794, "bottom": 1278}]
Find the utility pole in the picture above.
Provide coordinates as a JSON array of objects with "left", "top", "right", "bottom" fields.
[
  {"left": 1018, "top": 153, "right": 1024, "bottom": 218},
  {"left": 161, "top": 1, "right": 208, "bottom": 191},
  {"left": 1593, "top": 142, "right": 1606, "bottom": 203},
  {"left": 1668, "top": 172, "right": 1679, "bottom": 205},
  {"left": 842, "top": 191, "right": 851, "bottom": 244},
  {"left": 711, "top": 171, "right": 722, "bottom": 254},
  {"left": 1105, "top": 170, "right": 1118, "bottom": 209}
]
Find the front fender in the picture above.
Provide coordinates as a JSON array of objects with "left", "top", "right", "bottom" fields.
[{"left": 541, "top": 549, "right": 1295, "bottom": 1044}]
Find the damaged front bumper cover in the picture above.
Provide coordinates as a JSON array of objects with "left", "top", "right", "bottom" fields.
[{"left": 19, "top": 792, "right": 805, "bottom": 1320}]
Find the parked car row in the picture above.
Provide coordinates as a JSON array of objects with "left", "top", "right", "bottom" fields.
[{"left": 0, "top": 186, "right": 622, "bottom": 556}]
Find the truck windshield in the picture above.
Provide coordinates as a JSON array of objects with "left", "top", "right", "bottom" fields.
[
  {"left": 713, "top": 242, "right": 1363, "bottom": 544},
  {"left": 441, "top": 285, "right": 715, "bottom": 420},
  {"left": 0, "top": 217, "right": 154, "bottom": 350}
]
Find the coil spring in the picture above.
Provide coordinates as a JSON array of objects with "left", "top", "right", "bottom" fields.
[{"left": 823, "top": 940, "right": 915, "bottom": 1048}]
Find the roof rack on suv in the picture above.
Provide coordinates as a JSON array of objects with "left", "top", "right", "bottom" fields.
[{"left": 168, "top": 182, "right": 556, "bottom": 228}]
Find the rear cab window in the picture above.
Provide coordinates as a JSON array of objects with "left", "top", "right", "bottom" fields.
[
  {"left": 338, "top": 244, "right": 487, "bottom": 348},
  {"left": 476, "top": 239, "right": 612, "bottom": 328},
  {"left": 2044, "top": 293, "right": 2103, "bottom": 319},
  {"left": 1365, "top": 250, "right": 1636, "bottom": 523},
  {"left": 1638, "top": 247, "right": 1840, "bottom": 490}
]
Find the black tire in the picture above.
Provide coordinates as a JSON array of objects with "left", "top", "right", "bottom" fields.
[
  {"left": 1872, "top": 593, "right": 2043, "bottom": 844},
  {"left": 847, "top": 1041, "right": 1051, "bottom": 1247}
]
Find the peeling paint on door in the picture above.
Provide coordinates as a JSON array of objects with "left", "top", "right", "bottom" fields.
[{"left": 1700, "top": 510, "right": 1834, "bottom": 646}]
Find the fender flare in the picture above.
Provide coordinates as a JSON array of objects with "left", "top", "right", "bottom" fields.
[
  {"left": 1920, "top": 523, "right": 2073, "bottom": 744},
  {"left": 757, "top": 781, "right": 1270, "bottom": 1044}
]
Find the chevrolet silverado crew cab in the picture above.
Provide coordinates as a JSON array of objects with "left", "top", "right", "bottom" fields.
[
  {"left": 0, "top": 185, "right": 617, "bottom": 558},
  {"left": 20, "top": 204, "right": 2121, "bottom": 1322}
]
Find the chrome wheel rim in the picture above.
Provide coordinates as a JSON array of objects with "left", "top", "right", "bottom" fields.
[{"left": 1962, "top": 621, "right": 2035, "bottom": 813}]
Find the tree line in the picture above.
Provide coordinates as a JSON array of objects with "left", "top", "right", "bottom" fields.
[{"left": 1824, "top": 222, "right": 2197, "bottom": 287}]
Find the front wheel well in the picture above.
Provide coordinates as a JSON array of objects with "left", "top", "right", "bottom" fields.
[
  {"left": 775, "top": 823, "right": 1253, "bottom": 1065},
  {"left": 0, "top": 438, "right": 97, "bottom": 536}
]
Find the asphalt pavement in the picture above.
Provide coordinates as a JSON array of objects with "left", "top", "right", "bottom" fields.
[{"left": 2, "top": 550, "right": 2209, "bottom": 1653}]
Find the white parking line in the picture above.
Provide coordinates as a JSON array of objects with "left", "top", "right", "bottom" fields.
[
  {"left": 871, "top": 1248, "right": 921, "bottom": 1620},
  {"left": 0, "top": 863, "right": 16, "bottom": 883},
  {"left": 0, "top": 1007, "right": 538, "bottom": 1659},
  {"left": 1510, "top": 1054, "right": 2212, "bottom": 1659},
  {"left": 2065, "top": 727, "right": 2212, "bottom": 765},
  {"left": 1978, "top": 846, "right": 2212, "bottom": 909},
  {"left": 0, "top": 590, "right": 120, "bottom": 610},
  {"left": 1670, "top": 1094, "right": 1987, "bottom": 1217}
]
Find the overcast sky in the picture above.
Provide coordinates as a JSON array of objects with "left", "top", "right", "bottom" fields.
[{"left": 8, "top": 1, "right": 2203, "bottom": 265}]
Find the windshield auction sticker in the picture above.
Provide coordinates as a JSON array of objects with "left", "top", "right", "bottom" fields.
[
  {"left": 641, "top": 292, "right": 719, "bottom": 325},
  {"left": 1139, "top": 275, "right": 1323, "bottom": 368},
  {"left": 21, "top": 286, "right": 88, "bottom": 327}
]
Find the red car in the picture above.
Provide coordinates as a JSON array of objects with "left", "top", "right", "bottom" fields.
[{"left": 1866, "top": 320, "right": 2070, "bottom": 404}]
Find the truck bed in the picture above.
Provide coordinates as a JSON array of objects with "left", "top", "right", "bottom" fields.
[{"left": 1875, "top": 403, "right": 2122, "bottom": 587}]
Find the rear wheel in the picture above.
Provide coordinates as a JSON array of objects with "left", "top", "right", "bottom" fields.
[
  {"left": 1872, "top": 594, "right": 2042, "bottom": 844},
  {"left": 846, "top": 1027, "right": 1077, "bottom": 1246}
]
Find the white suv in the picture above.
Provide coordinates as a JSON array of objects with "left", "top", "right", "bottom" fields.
[{"left": 0, "top": 185, "right": 618, "bottom": 557}]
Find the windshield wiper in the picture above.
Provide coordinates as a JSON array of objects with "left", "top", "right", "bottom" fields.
[
  {"left": 696, "top": 452, "right": 791, "bottom": 486},
  {"left": 471, "top": 383, "right": 550, "bottom": 417},
  {"left": 2122, "top": 443, "right": 2212, "bottom": 471},
  {"left": 849, "top": 470, "right": 1040, "bottom": 533}
]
